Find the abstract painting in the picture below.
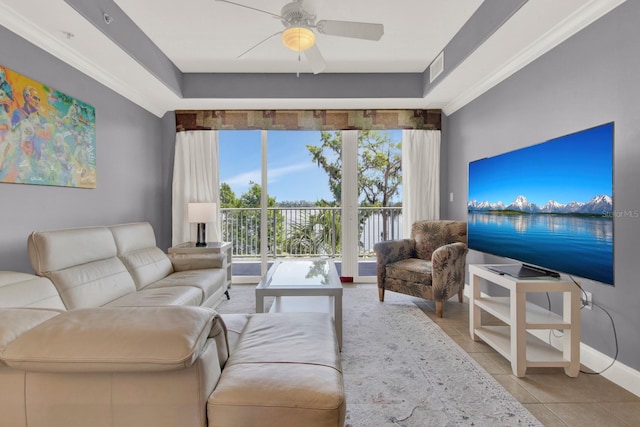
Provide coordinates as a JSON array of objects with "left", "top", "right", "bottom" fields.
[{"left": 0, "top": 65, "right": 96, "bottom": 188}]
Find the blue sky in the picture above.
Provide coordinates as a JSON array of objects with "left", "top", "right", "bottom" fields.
[
  {"left": 468, "top": 122, "right": 613, "bottom": 205},
  {"left": 219, "top": 130, "right": 403, "bottom": 203},
  {"left": 219, "top": 130, "right": 336, "bottom": 202}
]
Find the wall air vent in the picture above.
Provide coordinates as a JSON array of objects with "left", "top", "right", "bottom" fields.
[{"left": 429, "top": 51, "right": 444, "bottom": 83}]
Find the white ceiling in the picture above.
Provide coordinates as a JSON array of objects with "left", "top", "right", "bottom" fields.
[
  {"left": 114, "top": 0, "right": 483, "bottom": 74},
  {"left": 0, "top": 0, "right": 626, "bottom": 117}
]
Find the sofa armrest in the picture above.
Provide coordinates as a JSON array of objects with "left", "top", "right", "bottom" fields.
[
  {"left": 431, "top": 242, "right": 469, "bottom": 300},
  {"left": 0, "top": 306, "right": 227, "bottom": 373},
  {"left": 169, "top": 252, "right": 226, "bottom": 272},
  {"left": 0, "top": 308, "right": 63, "bottom": 352}
]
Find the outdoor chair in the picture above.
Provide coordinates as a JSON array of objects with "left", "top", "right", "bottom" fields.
[{"left": 374, "top": 220, "right": 468, "bottom": 318}]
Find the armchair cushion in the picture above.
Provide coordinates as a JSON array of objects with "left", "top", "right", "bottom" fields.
[
  {"left": 1, "top": 306, "right": 223, "bottom": 373},
  {"left": 386, "top": 259, "right": 432, "bottom": 286},
  {"left": 412, "top": 220, "right": 468, "bottom": 260}
]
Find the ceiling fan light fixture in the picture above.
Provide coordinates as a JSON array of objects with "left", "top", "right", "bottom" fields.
[{"left": 282, "top": 27, "right": 315, "bottom": 52}]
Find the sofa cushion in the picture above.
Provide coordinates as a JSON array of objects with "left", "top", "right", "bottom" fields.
[
  {"left": 0, "top": 306, "right": 221, "bottom": 373},
  {"left": 104, "top": 286, "right": 203, "bottom": 307},
  {"left": 28, "top": 226, "right": 117, "bottom": 274},
  {"left": 208, "top": 313, "right": 345, "bottom": 427},
  {"left": 47, "top": 257, "right": 137, "bottom": 309},
  {"left": 0, "top": 308, "right": 62, "bottom": 353},
  {"left": 28, "top": 226, "right": 136, "bottom": 309},
  {"left": 219, "top": 313, "right": 251, "bottom": 352},
  {"left": 386, "top": 258, "right": 433, "bottom": 286},
  {"left": 119, "top": 247, "right": 175, "bottom": 290},
  {"left": 109, "top": 222, "right": 174, "bottom": 290},
  {"left": 146, "top": 269, "right": 226, "bottom": 303},
  {"left": 0, "top": 271, "right": 66, "bottom": 310}
]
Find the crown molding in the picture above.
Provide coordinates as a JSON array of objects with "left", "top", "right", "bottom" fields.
[
  {"left": 2, "top": 0, "right": 626, "bottom": 118},
  {"left": 442, "top": 0, "right": 626, "bottom": 115},
  {"left": 0, "top": 2, "right": 168, "bottom": 117}
]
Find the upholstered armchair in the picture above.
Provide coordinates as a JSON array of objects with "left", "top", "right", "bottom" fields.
[{"left": 374, "top": 220, "right": 468, "bottom": 318}]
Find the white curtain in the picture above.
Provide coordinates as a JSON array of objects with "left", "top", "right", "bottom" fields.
[
  {"left": 401, "top": 129, "right": 441, "bottom": 237},
  {"left": 172, "top": 131, "right": 220, "bottom": 246}
]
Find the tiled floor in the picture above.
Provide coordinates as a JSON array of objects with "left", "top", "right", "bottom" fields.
[{"left": 407, "top": 293, "right": 640, "bottom": 427}]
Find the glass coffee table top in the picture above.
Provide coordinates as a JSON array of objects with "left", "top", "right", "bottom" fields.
[{"left": 259, "top": 259, "right": 341, "bottom": 289}]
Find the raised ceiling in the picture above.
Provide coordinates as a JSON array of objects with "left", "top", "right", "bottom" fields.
[{"left": 0, "top": 0, "right": 626, "bottom": 117}]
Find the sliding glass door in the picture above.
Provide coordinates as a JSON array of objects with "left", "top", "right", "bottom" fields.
[{"left": 219, "top": 129, "right": 402, "bottom": 283}]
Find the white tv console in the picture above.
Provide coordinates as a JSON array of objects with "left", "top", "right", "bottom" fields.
[{"left": 469, "top": 264, "right": 581, "bottom": 377}]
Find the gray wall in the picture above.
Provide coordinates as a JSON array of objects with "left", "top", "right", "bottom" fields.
[
  {"left": 158, "top": 112, "right": 177, "bottom": 251},
  {"left": 445, "top": 1, "right": 640, "bottom": 371},
  {"left": 0, "top": 25, "right": 166, "bottom": 273}
]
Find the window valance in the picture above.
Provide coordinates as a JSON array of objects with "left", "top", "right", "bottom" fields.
[{"left": 175, "top": 109, "right": 441, "bottom": 132}]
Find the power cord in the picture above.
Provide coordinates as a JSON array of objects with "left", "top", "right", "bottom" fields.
[{"left": 551, "top": 276, "right": 620, "bottom": 375}]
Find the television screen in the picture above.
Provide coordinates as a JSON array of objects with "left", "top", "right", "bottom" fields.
[{"left": 467, "top": 122, "right": 614, "bottom": 285}]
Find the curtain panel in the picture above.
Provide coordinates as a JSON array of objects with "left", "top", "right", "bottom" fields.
[
  {"left": 401, "top": 130, "right": 441, "bottom": 237},
  {"left": 175, "top": 109, "right": 441, "bottom": 132},
  {"left": 172, "top": 131, "right": 221, "bottom": 246}
]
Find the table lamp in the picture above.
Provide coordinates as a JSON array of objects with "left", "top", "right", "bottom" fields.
[{"left": 188, "top": 202, "right": 216, "bottom": 247}]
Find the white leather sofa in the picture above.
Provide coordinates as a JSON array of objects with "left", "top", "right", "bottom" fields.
[
  {"left": 27, "top": 222, "right": 228, "bottom": 309},
  {"left": 0, "top": 301, "right": 228, "bottom": 427},
  {"left": 0, "top": 222, "right": 346, "bottom": 427}
]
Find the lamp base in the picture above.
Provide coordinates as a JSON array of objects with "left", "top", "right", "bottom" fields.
[{"left": 196, "top": 223, "right": 207, "bottom": 247}]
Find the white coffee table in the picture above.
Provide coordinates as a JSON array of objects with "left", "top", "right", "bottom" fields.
[{"left": 255, "top": 259, "right": 343, "bottom": 349}]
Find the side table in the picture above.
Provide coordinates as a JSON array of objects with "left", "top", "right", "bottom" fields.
[{"left": 168, "top": 242, "right": 232, "bottom": 299}]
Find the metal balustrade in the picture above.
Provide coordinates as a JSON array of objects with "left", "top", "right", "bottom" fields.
[{"left": 221, "top": 206, "right": 402, "bottom": 259}]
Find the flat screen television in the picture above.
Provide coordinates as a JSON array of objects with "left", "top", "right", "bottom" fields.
[{"left": 467, "top": 122, "right": 614, "bottom": 285}]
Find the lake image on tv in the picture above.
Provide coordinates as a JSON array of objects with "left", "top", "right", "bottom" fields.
[
  {"left": 468, "top": 212, "right": 613, "bottom": 284},
  {"left": 467, "top": 122, "right": 614, "bottom": 284}
]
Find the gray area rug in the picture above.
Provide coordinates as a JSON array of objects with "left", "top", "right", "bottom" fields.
[{"left": 215, "top": 285, "right": 542, "bottom": 427}]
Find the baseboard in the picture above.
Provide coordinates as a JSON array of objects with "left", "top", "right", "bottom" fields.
[{"left": 464, "top": 286, "right": 640, "bottom": 398}]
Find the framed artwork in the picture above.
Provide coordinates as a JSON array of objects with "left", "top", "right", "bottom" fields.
[{"left": 0, "top": 65, "right": 96, "bottom": 188}]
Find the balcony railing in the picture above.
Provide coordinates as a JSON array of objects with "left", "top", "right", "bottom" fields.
[{"left": 221, "top": 206, "right": 402, "bottom": 259}]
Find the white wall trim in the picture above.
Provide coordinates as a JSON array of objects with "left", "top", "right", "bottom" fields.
[
  {"left": 443, "top": 0, "right": 627, "bottom": 115},
  {"left": 0, "top": 2, "right": 168, "bottom": 117},
  {"left": 465, "top": 286, "right": 640, "bottom": 398},
  {"left": 528, "top": 328, "right": 640, "bottom": 397}
]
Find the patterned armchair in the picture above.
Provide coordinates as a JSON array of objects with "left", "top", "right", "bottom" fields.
[{"left": 374, "top": 220, "right": 468, "bottom": 318}]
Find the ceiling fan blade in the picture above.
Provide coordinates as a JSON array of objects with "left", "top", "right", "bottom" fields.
[
  {"left": 304, "top": 44, "right": 327, "bottom": 74},
  {"left": 316, "top": 20, "right": 384, "bottom": 41},
  {"left": 215, "top": 0, "right": 282, "bottom": 19},
  {"left": 237, "top": 31, "right": 283, "bottom": 59}
]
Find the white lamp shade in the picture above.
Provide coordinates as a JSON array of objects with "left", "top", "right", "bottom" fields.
[{"left": 188, "top": 202, "right": 216, "bottom": 223}]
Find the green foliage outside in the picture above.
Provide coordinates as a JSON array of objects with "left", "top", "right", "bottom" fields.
[
  {"left": 220, "top": 130, "right": 402, "bottom": 257},
  {"left": 220, "top": 181, "right": 285, "bottom": 256},
  {"left": 308, "top": 130, "right": 402, "bottom": 243}
]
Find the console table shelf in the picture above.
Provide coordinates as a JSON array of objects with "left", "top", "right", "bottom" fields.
[
  {"left": 469, "top": 264, "right": 581, "bottom": 377},
  {"left": 474, "top": 297, "right": 572, "bottom": 329}
]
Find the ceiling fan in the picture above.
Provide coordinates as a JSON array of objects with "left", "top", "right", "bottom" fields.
[{"left": 215, "top": 0, "right": 384, "bottom": 74}]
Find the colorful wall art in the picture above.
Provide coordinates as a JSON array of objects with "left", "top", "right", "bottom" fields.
[{"left": 0, "top": 65, "right": 96, "bottom": 188}]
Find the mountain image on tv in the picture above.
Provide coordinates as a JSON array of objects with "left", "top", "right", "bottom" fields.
[
  {"left": 468, "top": 194, "right": 612, "bottom": 215},
  {"left": 467, "top": 122, "right": 614, "bottom": 285}
]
